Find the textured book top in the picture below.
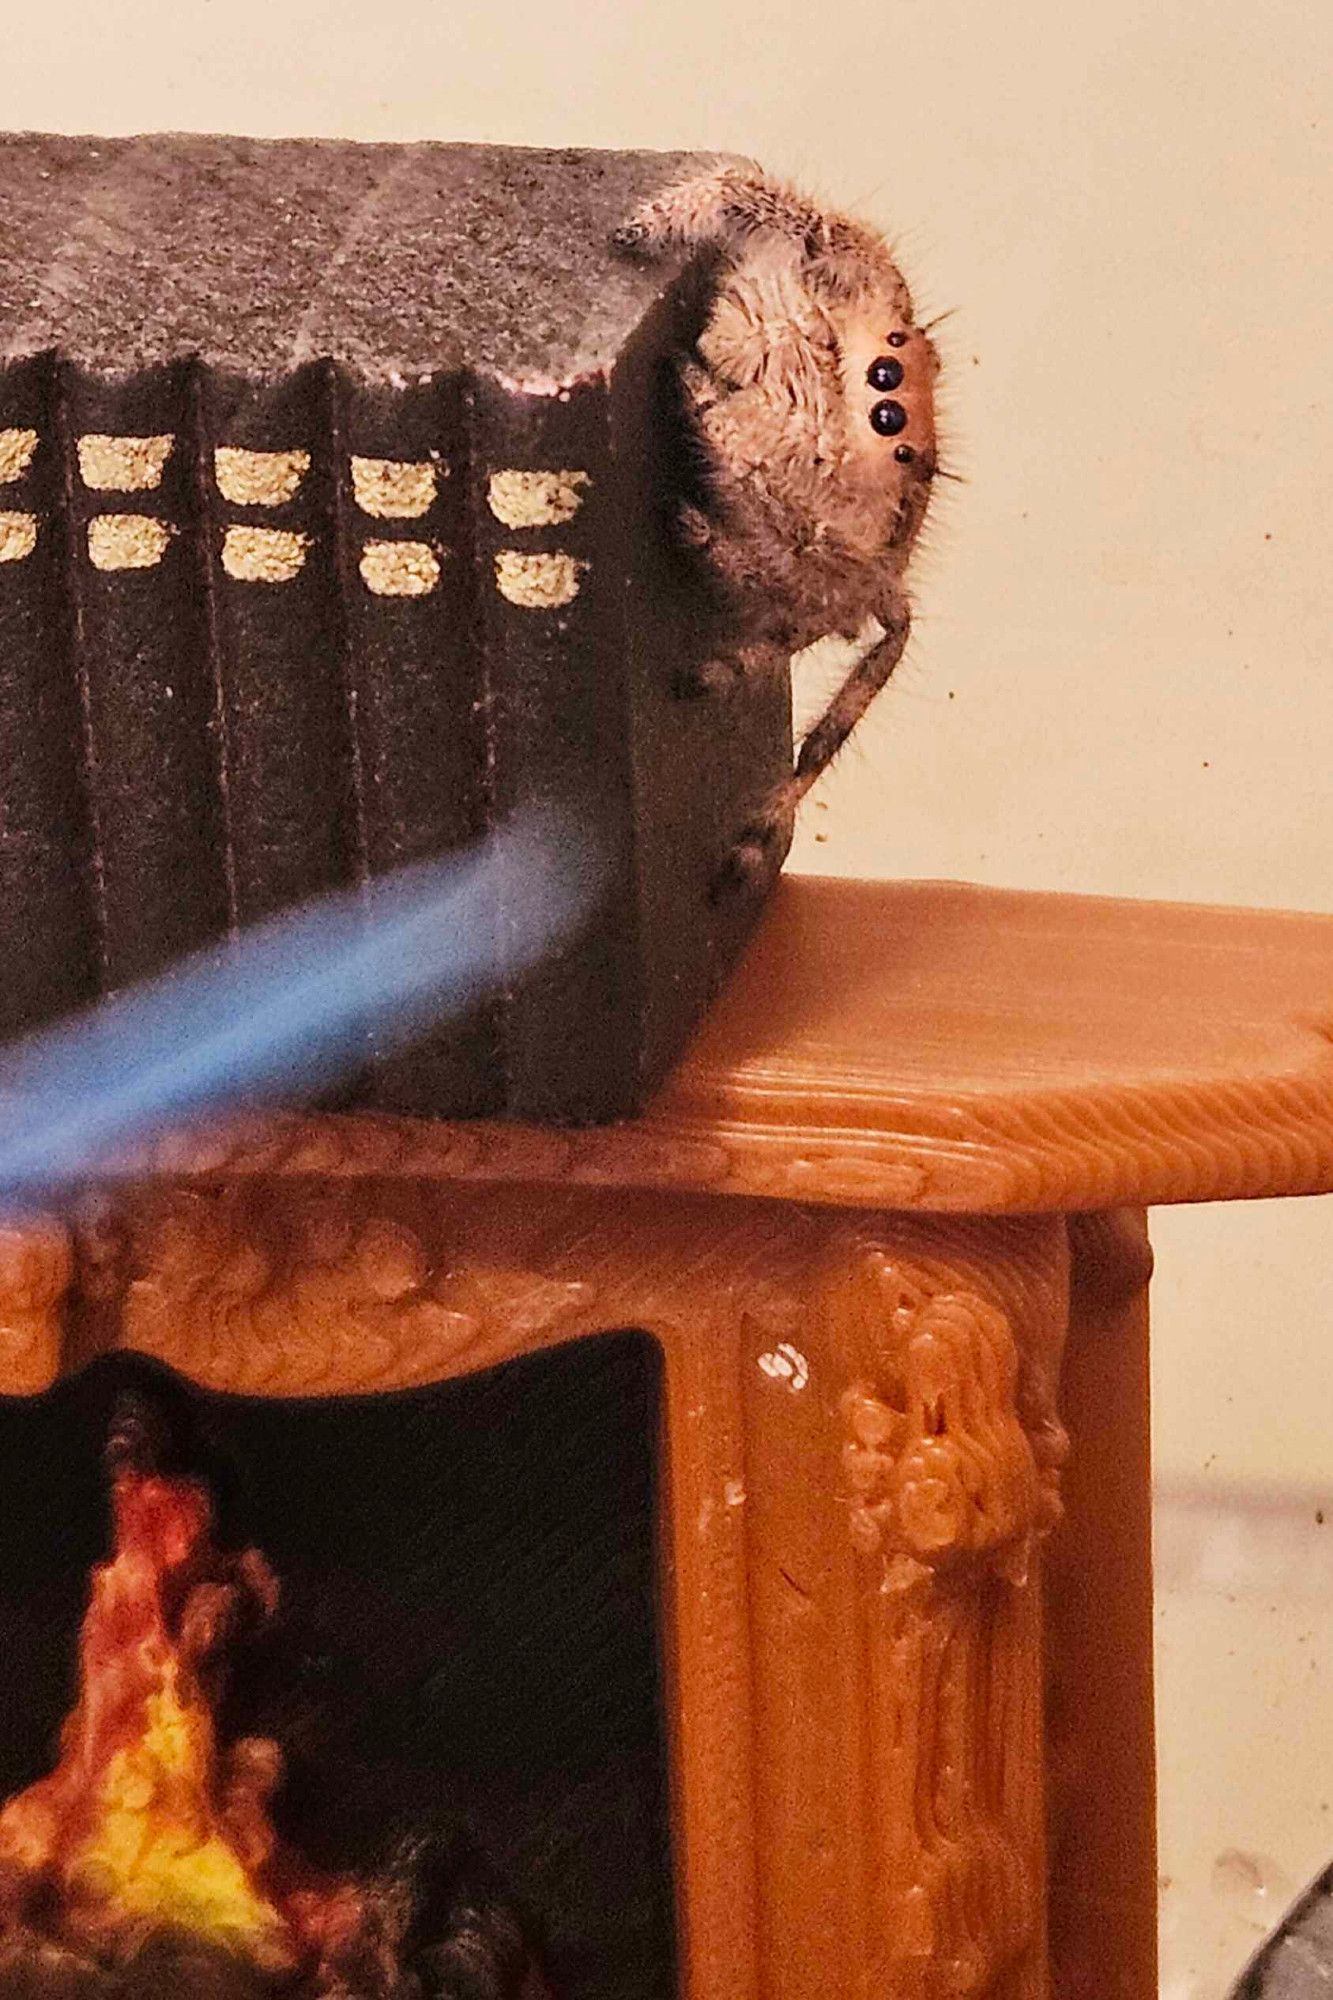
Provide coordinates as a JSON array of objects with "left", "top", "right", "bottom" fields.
[{"left": 0, "top": 135, "right": 706, "bottom": 384}]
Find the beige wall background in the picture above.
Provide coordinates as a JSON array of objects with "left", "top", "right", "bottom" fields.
[{"left": 2, "top": 0, "right": 1329, "bottom": 1989}]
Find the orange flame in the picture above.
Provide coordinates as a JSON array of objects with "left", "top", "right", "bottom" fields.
[{"left": 0, "top": 1441, "right": 371, "bottom": 1982}]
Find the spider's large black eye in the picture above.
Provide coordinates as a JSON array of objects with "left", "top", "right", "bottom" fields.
[
  {"left": 868, "top": 356, "right": 904, "bottom": 391},
  {"left": 869, "top": 398, "right": 908, "bottom": 437}
]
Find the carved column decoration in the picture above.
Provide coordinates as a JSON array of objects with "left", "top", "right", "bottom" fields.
[{"left": 810, "top": 1227, "right": 1070, "bottom": 2000}]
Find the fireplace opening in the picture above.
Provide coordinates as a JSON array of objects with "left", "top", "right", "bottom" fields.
[{"left": 0, "top": 1331, "right": 675, "bottom": 1998}]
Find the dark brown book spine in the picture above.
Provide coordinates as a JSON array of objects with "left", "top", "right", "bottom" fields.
[
  {"left": 0, "top": 355, "right": 96, "bottom": 1036},
  {"left": 332, "top": 370, "right": 499, "bottom": 1116},
  {"left": 466, "top": 374, "right": 641, "bottom": 1123},
  {"left": 52, "top": 358, "right": 227, "bottom": 994},
  {"left": 200, "top": 363, "right": 356, "bottom": 928},
  {"left": 605, "top": 300, "right": 795, "bottom": 1090}
]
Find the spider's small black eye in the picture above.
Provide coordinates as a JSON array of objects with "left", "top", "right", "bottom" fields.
[
  {"left": 870, "top": 398, "right": 908, "bottom": 437},
  {"left": 886, "top": 331, "right": 909, "bottom": 348},
  {"left": 867, "top": 356, "right": 904, "bottom": 392},
  {"left": 894, "top": 443, "right": 916, "bottom": 464}
]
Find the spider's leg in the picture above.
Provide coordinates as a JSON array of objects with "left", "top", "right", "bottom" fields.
[
  {"left": 713, "top": 612, "right": 911, "bottom": 897},
  {"left": 612, "top": 164, "right": 766, "bottom": 256},
  {"left": 611, "top": 161, "right": 860, "bottom": 260},
  {"left": 790, "top": 610, "right": 911, "bottom": 798},
  {"left": 615, "top": 165, "right": 893, "bottom": 302}
]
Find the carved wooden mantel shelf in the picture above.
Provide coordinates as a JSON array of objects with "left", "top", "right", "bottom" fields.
[
  {"left": 4, "top": 875, "right": 1333, "bottom": 2000},
  {"left": 100, "top": 876, "right": 1333, "bottom": 1215}
]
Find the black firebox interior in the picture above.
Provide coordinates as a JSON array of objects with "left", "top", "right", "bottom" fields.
[{"left": 0, "top": 1329, "right": 675, "bottom": 2000}]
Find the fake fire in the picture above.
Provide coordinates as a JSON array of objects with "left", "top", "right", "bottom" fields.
[{"left": 0, "top": 1405, "right": 545, "bottom": 1997}]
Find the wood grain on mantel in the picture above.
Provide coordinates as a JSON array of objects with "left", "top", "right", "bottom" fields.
[{"left": 133, "top": 878, "right": 1333, "bottom": 1215}]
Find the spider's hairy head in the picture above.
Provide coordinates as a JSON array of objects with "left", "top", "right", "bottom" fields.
[{"left": 834, "top": 289, "right": 940, "bottom": 564}]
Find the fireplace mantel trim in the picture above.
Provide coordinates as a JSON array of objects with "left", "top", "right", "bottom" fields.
[{"left": 78, "top": 875, "right": 1333, "bottom": 1217}]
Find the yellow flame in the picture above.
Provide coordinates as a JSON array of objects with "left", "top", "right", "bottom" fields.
[{"left": 73, "top": 1677, "right": 293, "bottom": 1967}]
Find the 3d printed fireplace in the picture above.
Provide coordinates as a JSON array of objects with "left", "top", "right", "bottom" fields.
[
  {"left": 2, "top": 135, "right": 1333, "bottom": 2000},
  {"left": 2, "top": 878, "right": 1333, "bottom": 1998}
]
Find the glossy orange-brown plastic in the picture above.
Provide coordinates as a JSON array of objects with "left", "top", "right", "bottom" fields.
[
  {"left": 84, "top": 874, "right": 1333, "bottom": 1216},
  {"left": 1, "top": 877, "right": 1331, "bottom": 1998}
]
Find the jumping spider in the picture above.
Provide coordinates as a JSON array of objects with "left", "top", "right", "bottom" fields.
[{"left": 614, "top": 161, "right": 941, "bottom": 889}]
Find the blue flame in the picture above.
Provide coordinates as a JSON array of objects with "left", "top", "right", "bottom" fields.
[{"left": 0, "top": 803, "right": 605, "bottom": 1207}]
